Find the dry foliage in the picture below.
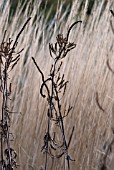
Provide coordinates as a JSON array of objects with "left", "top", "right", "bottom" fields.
[
  {"left": 0, "top": 18, "right": 31, "bottom": 169},
  {"left": 32, "top": 21, "right": 82, "bottom": 170},
  {"left": 0, "top": 1, "right": 114, "bottom": 170}
]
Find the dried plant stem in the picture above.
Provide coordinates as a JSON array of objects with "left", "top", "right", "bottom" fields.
[
  {"left": 32, "top": 20, "right": 81, "bottom": 170},
  {"left": 0, "top": 17, "right": 31, "bottom": 169}
]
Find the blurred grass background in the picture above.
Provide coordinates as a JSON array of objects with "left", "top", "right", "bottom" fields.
[
  {"left": 0, "top": 0, "right": 114, "bottom": 170},
  {"left": 4, "top": 0, "right": 104, "bottom": 23},
  {"left": 8, "top": 0, "right": 73, "bottom": 22}
]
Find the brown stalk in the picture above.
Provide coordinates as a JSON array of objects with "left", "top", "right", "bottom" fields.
[
  {"left": 0, "top": 18, "right": 31, "bottom": 169},
  {"left": 32, "top": 20, "right": 82, "bottom": 170}
]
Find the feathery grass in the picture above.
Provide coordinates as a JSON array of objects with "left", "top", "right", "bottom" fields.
[{"left": 0, "top": 0, "right": 114, "bottom": 169}]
